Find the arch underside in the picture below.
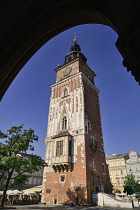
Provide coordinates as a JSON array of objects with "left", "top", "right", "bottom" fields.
[{"left": 0, "top": 0, "right": 140, "bottom": 100}]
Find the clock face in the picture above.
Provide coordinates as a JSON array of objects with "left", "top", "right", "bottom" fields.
[{"left": 63, "top": 66, "right": 72, "bottom": 76}]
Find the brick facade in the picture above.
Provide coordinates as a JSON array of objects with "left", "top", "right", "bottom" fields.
[{"left": 42, "top": 39, "right": 111, "bottom": 204}]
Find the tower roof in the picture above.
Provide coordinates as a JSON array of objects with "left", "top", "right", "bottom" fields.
[
  {"left": 65, "top": 35, "right": 87, "bottom": 64},
  {"left": 70, "top": 34, "right": 81, "bottom": 52},
  {"left": 52, "top": 131, "right": 72, "bottom": 139}
]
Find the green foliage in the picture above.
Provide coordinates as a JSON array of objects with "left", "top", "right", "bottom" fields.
[
  {"left": 21, "top": 198, "right": 32, "bottom": 204},
  {"left": 123, "top": 174, "right": 140, "bottom": 194},
  {"left": 0, "top": 125, "right": 47, "bottom": 207},
  {"left": 110, "top": 183, "right": 114, "bottom": 191},
  {"left": 11, "top": 174, "right": 28, "bottom": 188},
  {"left": 0, "top": 124, "right": 38, "bottom": 154}
]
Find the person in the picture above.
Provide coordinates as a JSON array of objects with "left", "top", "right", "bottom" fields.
[
  {"left": 138, "top": 199, "right": 140, "bottom": 207},
  {"left": 132, "top": 199, "right": 134, "bottom": 208},
  {"left": 76, "top": 195, "right": 79, "bottom": 205},
  {"left": 70, "top": 202, "right": 74, "bottom": 207},
  {"left": 12, "top": 197, "right": 16, "bottom": 205}
]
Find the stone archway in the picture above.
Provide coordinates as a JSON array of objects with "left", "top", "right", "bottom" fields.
[{"left": 0, "top": 0, "right": 140, "bottom": 100}]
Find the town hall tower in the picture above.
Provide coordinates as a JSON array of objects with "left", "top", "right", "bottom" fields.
[{"left": 42, "top": 36, "right": 111, "bottom": 204}]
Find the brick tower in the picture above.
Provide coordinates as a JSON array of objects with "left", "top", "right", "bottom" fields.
[{"left": 42, "top": 36, "right": 111, "bottom": 205}]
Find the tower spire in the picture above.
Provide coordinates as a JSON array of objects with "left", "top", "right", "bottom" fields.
[{"left": 73, "top": 33, "right": 77, "bottom": 43}]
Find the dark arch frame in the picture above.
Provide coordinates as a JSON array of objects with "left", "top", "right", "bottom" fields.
[{"left": 0, "top": 0, "right": 140, "bottom": 100}]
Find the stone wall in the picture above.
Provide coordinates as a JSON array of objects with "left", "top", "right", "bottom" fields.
[{"left": 95, "top": 193, "right": 139, "bottom": 208}]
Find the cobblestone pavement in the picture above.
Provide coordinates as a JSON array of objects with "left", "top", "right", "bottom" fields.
[{"left": 2, "top": 204, "right": 140, "bottom": 210}]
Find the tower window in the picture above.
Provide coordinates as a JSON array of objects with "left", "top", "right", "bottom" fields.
[
  {"left": 88, "top": 121, "right": 91, "bottom": 130},
  {"left": 92, "top": 159, "right": 95, "bottom": 169},
  {"left": 46, "top": 189, "right": 51, "bottom": 193},
  {"left": 62, "top": 116, "right": 67, "bottom": 130},
  {"left": 64, "top": 88, "right": 68, "bottom": 97},
  {"left": 60, "top": 175, "right": 66, "bottom": 183},
  {"left": 102, "top": 163, "right": 105, "bottom": 172},
  {"left": 69, "top": 140, "right": 72, "bottom": 155},
  {"left": 56, "top": 141, "right": 63, "bottom": 156},
  {"left": 85, "top": 125, "right": 88, "bottom": 133},
  {"left": 68, "top": 57, "right": 71, "bottom": 62}
]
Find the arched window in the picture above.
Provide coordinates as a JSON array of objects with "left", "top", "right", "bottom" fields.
[
  {"left": 64, "top": 88, "right": 68, "bottom": 97},
  {"left": 62, "top": 116, "right": 67, "bottom": 130}
]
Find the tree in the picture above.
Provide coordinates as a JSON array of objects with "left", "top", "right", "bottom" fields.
[
  {"left": 123, "top": 174, "right": 140, "bottom": 195},
  {"left": 0, "top": 125, "right": 47, "bottom": 207},
  {"left": 110, "top": 183, "right": 114, "bottom": 192}
]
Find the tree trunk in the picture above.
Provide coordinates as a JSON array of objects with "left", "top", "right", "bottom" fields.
[
  {"left": 0, "top": 186, "right": 7, "bottom": 207},
  {"left": 0, "top": 171, "right": 13, "bottom": 207}
]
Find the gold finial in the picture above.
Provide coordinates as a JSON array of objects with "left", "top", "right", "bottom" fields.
[{"left": 73, "top": 33, "right": 77, "bottom": 43}]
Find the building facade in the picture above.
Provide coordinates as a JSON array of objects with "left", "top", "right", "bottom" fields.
[
  {"left": 42, "top": 37, "right": 111, "bottom": 204},
  {"left": 126, "top": 151, "right": 140, "bottom": 184},
  {"left": 23, "top": 170, "right": 43, "bottom": 189},
  {"left": 106, "top": 151, "right": 140, "bottom": 193},
  {"left": 106, "top": 154, "right": 128, "bottom": 193}
]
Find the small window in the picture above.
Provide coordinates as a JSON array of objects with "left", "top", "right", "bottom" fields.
[
  {"left": 114, "top": 162, "right": 117, "bottom": 166},
  {"left": 46, "top": 189, "right": 51, "bottom": 193},
  {"left": 56, "top": 141, "right": 63, "bottom": 156},
  {"left": 60, "top": 175, "right": 65, "bottom": 183},
  {"left": 116, "top": 179, "right": 120, "bottom": 185},
  {"left": 121, "top": 170, "right": 124, "bottom": 175},
  {"left": 62, "top": 116, "right": 67, "bottom": 130},
  {"left": 69, "top": 140, "right": 72, "bottom": 155},
  {"left": 37, "top": 178, "right": 40, "bottom": 184},
  {"left": 92, "top": 159, "right": 95, "bottom": 169},
  {"left": 64, "top": 88, "right": 68, "bottom": 97},
  {"left": 102, "top": 163, "right": 105, "bottom": 172},
  {"left": 90, "top": 138, "right": 98, "bottom": 152},
  {"left": 85, "top": 125, "right": 88, "bottom": 133},
  {"left": 33, "top": 178, "right": 36, "bottom": 185},
  {"left": 100, "top": 184, "right": 104, "bottom": 192},
  {"left": 91, "top": 137, "right": 95, "bottom": 145},
  {"left": 121, "top": 178, "right": 125, "bottom": 185},
  {"left": 28, "top": 178, "right": 32, "bottom": 185},
  {"left": 88, "top": 121, "right": 91, "bottom": 130},
  {"left": 116, "top": 170, "right": 119, "bottom": 175},
  {"left": 68, "top": 57, "right": 71, "bottom": 62}
]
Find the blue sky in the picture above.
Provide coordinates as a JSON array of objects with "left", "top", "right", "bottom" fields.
[{"left": 0, "top": 24, "right": 140, "bottom": 159}]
